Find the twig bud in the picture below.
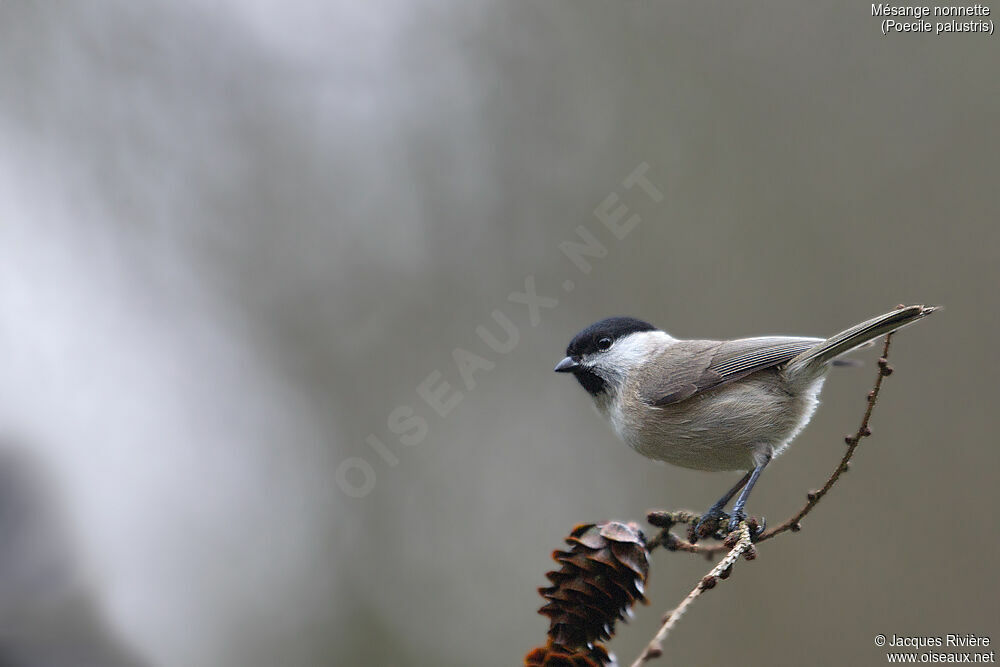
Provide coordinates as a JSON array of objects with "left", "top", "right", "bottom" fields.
[
  {"left": 646, "top": 510, "right": 674, "bottom": 529},
  {"left": 877, "top": 357, "right": 894, "bottom": 375}
]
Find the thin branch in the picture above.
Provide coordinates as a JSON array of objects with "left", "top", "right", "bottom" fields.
[
  {"left": 629, "top": 522, "right": 755, "bottom": 667},
  {"left": 755, "top": 333, "right": 894, "bottom": 543}
]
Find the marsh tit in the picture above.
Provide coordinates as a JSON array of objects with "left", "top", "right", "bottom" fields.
[{"left": 554, "top": 305, "right": 938, "bottom": 535}]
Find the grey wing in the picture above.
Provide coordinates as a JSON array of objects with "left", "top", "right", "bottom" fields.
[{"left": 639, "top": 336, "right": 824, "bottom": 407}]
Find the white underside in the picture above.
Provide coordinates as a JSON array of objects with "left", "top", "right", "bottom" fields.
[{"left": 599, "top": 374, "right": 825, "bottom": 471}]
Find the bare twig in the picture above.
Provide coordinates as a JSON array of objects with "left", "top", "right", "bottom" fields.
[
  {"left": 633, "top": 333, "right": 896, "bottom": 664},
  {"left": 630, "top": 522, "right": 756, "bottom": 667},
  {"left": 755, "top": 333, "right": 895, "bottom": 542}
]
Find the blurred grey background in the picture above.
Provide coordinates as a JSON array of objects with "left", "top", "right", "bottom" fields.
[{"left": 0, "top": 2, "right": 997, "bottom": 666}]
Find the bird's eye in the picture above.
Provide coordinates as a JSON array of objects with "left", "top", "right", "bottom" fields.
[{"left": 596, "top": 337, "right": 613, "bottom": 351}]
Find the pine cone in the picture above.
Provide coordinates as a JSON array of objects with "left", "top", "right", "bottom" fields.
[{"left": 525, "top": 522, "right": 649, "bottom": 666}]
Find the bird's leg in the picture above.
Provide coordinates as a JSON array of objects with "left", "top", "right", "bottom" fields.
[
  {"left": 693, "top": 470, "right": 752, "bottom": 539},
  {"left": 727, "top": 453, "right": 772, "bottom": 533}
]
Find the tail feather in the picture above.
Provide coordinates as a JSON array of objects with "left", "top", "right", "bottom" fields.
[{"left": 786, "top": 305, "right": 939, "bottom": 374}]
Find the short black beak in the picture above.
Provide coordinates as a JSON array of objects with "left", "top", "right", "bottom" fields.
[{"left": 554, "top": 356, "right": 581, "bottom": 373}]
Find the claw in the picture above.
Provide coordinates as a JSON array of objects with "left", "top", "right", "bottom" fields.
[
  {"left": 753, "top": 516, "right": 766, "bottom": 540},
  {"left": 726, "top": 508, "right": 747, "bottom": 533}
]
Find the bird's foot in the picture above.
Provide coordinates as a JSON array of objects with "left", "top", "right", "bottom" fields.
[
  {"left": 692, "top": 508, "right": 767, "bottom": 543},
  {"left": 726, "top": 508, "right": 747, "bottom": 533},
  {"left": 691, "top": 507, "right": 730, "bottom": 543}
]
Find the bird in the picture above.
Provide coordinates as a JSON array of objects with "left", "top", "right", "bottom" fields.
[{"left": 554, "top": 304, "right": 938, "bottom": 537}]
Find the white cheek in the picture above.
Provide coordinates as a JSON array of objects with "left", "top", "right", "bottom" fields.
[
  {"left": 588, "top": 330, "right": 672, "bottom": 378},
  {"left": 602, "top": 344, "right": 647, "bottom": 370}
]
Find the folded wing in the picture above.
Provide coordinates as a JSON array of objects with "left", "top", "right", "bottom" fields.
[{"left": 639, "top": 337, "right": 823, "bottom": 406}]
